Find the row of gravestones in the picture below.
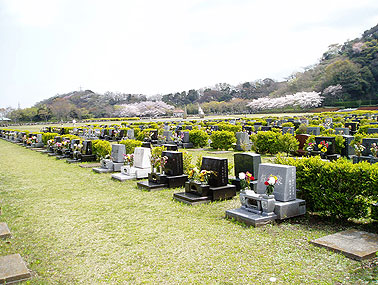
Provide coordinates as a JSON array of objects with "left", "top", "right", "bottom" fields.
[{"left": 2, "top": 133, "right": 305, "bottom": 225}]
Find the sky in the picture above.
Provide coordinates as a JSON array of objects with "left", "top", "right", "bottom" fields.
[{"left": 0, "top": 0, "right": 378, "bottom": 109}]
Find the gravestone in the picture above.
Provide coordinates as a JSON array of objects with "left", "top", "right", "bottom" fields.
[
  {"left": 181, "top": 131, "right": 193, "bottom": 148},
  {"left": 174, "top": 156, "right": 236, "bottom": 205},
  {"left": 314, "top": 136, "right": 336, "bottom": 155},
  {"left": 126, "top": 129, "right": 135, "bottom": 139},
  {"left": 112, "top": 144, "right": 126, "bottom": 163},
  {"left": 93, "top": 144, "right": 126, "bottom": 173},
  {"left": 163, "top": 151, "right": 183, "bottom": 176},
  {"left": 234, "top": 153, "right": 261, "bottom": 179},
  {"left": 341, "top": 135, "right": 355, "bottom": 157},
  {"left": 307, "top": 127, "right": 320, "bottom": 135},
  {"left": 150, "top": 130, "right": 158, "bottom": 141},
  {"left": 226, "top": 163, "right": 306, "bottom": 227},
  {"left": 112, "top": 147, "right": 151, "bottom": 181},
  {"left": 137, "top": 151, "right": 188, "bottom": 190},
  {"left": 235, "top": 132, "right": 251, "bottom": 151},
  {"left": 282, "top": 127, "right": 294, "bottom": 135},
  {"left": 163, "top": 131, "right": 173, "bottom": 142},
  {"left": 256, "top": 163, "right": 296, "bottom": 202},
  {"left": 0, "top": 254, "right": 31, "bottom": 283},
  {"left": 231, "top": 153, "right": 261, "bottom": 191},
  {"left": 345, "top": 122, "right": 358, "bottom": 134},
  {"left": 260, "top": 126, "right": 272, "bottom": 132},
  {"left": 367, "top": 128, "right": 378, "bottom": 134},
  {"left": 295, "top": 134, "right": 310, "bottom": 156},
  {"left": 335, "top": 128, "right": 350, "bottom": 135},
  {"left": 201, "top": 157, "right": 228, "bottom": 187},
  {"left": 362, "top": 138, "right": 378, "bottom": 156}
]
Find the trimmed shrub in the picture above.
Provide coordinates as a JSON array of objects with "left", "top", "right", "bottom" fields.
[
  {"left": 251, "top": 131, "right": 281, "bottom": 154},
  {"left": 274, "top": 155, "right": 378, "bottom": 220},
  {"left": 119, "top": 139, "right": 142, "bottom": 154},
  {"left": 189, "top": 129, "right": 209, "bottom": 148},
  {"left": 278, "top": 133, "right": 299, "bottom": 156},
  {"left": 42, "top": 133, "right": 60, "bottom": 144},
  {"left": 182, "top": 151, "right": 194, "bottom": 174},
  {"left": 92, "top": 140, "right": 111, "bottom": 160},
  {"left": 210, "top": 130, "right": 236, "bottom": 150},
  {"left": 281, "top": 122, "right": 294, "bottom": 127},
  {"left": 216, "top": 123, "right": 242, "bottom": 133}
]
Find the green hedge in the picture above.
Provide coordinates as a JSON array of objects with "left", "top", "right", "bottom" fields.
[
  {"left": 92, "top": 140, "right": 111, "bottom": 160},
  {"left": 210, "top": 130, "right": 236, "bottom": 150},
  {"left": 42, "top": 133, "right": 60, "bottom": 144},
  {"left": 274, "top": 155, "right": 378, "bottom": 220},
  {"left": 119, "top": 139, "right": 142, "bottom": 154},
  {"left": 189, "top": 129, "right": 209, "bottom": 148}
]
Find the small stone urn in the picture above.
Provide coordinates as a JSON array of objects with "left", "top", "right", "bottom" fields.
[{"left": 261, "top": 194, "right": 276, "bottom": 215}]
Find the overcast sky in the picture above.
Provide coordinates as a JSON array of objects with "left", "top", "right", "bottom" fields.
[{"left": 0, "top": 0, "right": 378, "bottom": 109}]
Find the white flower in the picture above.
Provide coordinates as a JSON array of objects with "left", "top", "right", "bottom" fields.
[
  {"left": 268, "top": 176, "right": 276, "bottom": 185},
  {"left": 239, "top": 172, "right": 246, "bottom": 180}
]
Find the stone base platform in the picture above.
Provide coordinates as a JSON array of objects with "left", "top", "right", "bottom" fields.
[
  {"left": 173, "top": 192, "right": 212, "bottom": 205},
  {"left": 0, "top": 223, "right": 11, "bottom": 239},
  {"left": 225, "top": 208, "right": 277, "bottom": 227},
  {"left": 92, "top": 167, "right": 113, "bottom": 174},
  {"left": 0, "top": 254, "right": 31, "bottom": 284},
  {"left": 310, "top": 229, "right": 378, "bottom": 260},
  {"left": 137, "top": 180, "right": 167, "bottom": 191}
]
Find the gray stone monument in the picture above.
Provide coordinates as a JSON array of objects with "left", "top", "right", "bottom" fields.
[
  {"left": 226, "top": 163, "right": 306, "bottom": 226},
  {"left": 126, "top": 129, "right": 135, "bottom": 139},
  {"left": 235, "top": 132, "right": 251, "bottom": 151},
  {"left": 282, "top": 127, "right": 294, "bottom": 135},
  {"left": 307, "top": 127, "right": 320, "bottom": 136},
  {"left": 335, "top": 128, "right": 350, "bottom": 135},
  {"left": 112, "top": 147, "right": 151, "bottom": 181}
]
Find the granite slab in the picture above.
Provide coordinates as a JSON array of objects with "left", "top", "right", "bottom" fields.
[
  {"left": 0, "top": 254, "right": 31, "bottom": 284},
  {"left": 310, "top": 229, "right": 378, "bottom": 260},
  {"left": 0, "top": 223, "right": 11, "bottom": 239}
]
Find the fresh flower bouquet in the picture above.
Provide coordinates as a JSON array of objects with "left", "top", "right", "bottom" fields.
[
  {"left": 264, "top": 175, "right": 278, "bottom": 196},
  {"left": 318, "top": 140, "right": 329, "bottom": 153},
  {"left": 371, "top": 143, "right": 378, "bottom": 158},
  {"left": 238, "top": 172, "right": 255, "bottom": 190},
  {"left": 171, "top": 132, "right": 184, "bottom": 143},
  {"left": 160, "top": 156, "right": 168, "bottom": 168},
  {"left": 188, "top": 167, "right": 199, "bottom": 181},
  {"left": 354, "top": 143, "right": 365, "bottom": 157},
  {"left": 199, "top": 170, "right": 215, "bottom": 185},
  {"left": 62, "top": 140, "right": 70, "bottom": 150},
  {"left": 306, "top": 142, "right": 315, "bottom": 152},
  {"left": 123, "top": 154, "right": 134, "bottom": 166}
]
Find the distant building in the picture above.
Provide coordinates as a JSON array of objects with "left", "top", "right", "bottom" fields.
[{"left": 173, "top": 109, "right": 185, "bottom": 117}]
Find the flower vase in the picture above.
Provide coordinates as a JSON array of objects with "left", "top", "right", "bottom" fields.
[
  {"left": 159, "top": 166, "right": 164, "bottom": 174},
  {"left": 261, "top": 194, "right": 276, "bottom": 215}
]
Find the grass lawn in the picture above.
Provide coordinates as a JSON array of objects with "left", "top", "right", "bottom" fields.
[{"left": 0, "top": 139, "right": 377, "bottom": 283}]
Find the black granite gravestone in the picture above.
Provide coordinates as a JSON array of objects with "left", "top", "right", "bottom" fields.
[{"left": 201, "top": 156, "right": 228, "bottom": 187}]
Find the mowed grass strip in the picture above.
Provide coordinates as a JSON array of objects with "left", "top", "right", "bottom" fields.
[{"left": 0, "top": 139, "right": 364, "bottom": 283}]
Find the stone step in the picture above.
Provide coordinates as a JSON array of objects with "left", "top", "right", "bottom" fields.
[
  {"left": 0, "top": 223, "right": 11, "bottom": 239},
  {"left": 0, "top": 254, "right": 31, "bottom": 284}
]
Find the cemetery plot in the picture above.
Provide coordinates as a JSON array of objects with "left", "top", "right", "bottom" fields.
[
  {"left": 174, "top": 156, "right": 236, "bottom": 205},
  {"left": 226, "top": 163, "right": 306, "bottom": 227},
  {"left": 137, "top": 151, "right": 188, "bottom": 191}
]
